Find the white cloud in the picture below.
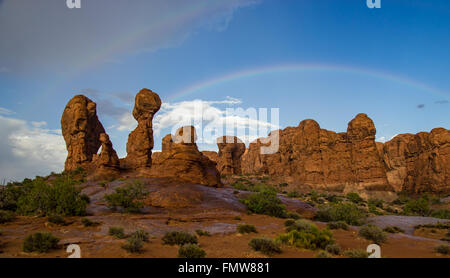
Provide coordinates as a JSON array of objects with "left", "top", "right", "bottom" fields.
[
  {"left": 0, "top": 114, "right": 66, "bottom": 182},
  {"left": 0, "top": 107, "right": 14, "bottom": 115},
  {"left": 0, "top": 0, "right": 259, "bottom": 73}
]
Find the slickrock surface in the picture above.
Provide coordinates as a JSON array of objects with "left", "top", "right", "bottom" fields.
[{"left": 61, "top": 95, "right": 105, "bottom": 172}]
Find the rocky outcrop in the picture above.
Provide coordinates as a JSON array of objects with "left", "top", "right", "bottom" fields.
[
  {"left": 380, "top": 128, "right": 450, "bottom": 193},
  {"left": 151, "top": 126, "right": 222, "bottom": 187},
  {"left": 61, "top": 95, "right": 106, "bottom": 172},
  {"left": 90, "top": 133, "right": 121, "bottom": 181},
  {"left": 242, "top": 114, "right": 394, "bottom": 193},
  {"left": 216, "top": 136, "right": 246, "bottom": 175},
  {"left": 124, "top": 89, "right": 161, "bottom": 170}
]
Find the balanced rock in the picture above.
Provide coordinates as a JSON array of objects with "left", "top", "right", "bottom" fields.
[
  {"left": 61, "top": 95, "right": 105, "bottom": 172},
  {"left": 90, "top": 133, "right": 120, "bottom": 181},
  {"left": 124, "top": 89, "right": 161, "bottom": 170},
  {"left": 151, "top": 126, "right": 222, "bottom": 187},
  {"left": 216, "top": 136, "right": 246, "bottom": 175}
]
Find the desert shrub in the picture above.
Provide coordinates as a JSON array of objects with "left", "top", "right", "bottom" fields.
[
  {"left": 314, "top": 203, "right": 366, "bottom": 226},
  {"left": 130, "top": 229, "right": 149, "bottom": 242},
  {"left": 346, "top": 192, "right": 364, "bottom": 204},
  {"left": 162, "top": 231, "right": 198, "bottom": 246},
  {"left": 287, "top": 191, "right": 300, "bottom": 198},
  {"left": 383, "top": 226, "right": 404, "bottom": 234},
  {"left": 16, "top": 177, "right": 88, "bottom": 216},
  {"left": 430, "top": 209, "right": 450, "bottom": 220},
  {"left": 237, "top": 224, "right": 257, "bottom": 234},
  {"left": 279, "top": 183, "right": 289, "bottom": 187},
  {"left": 249, "top": 237, "right": 281, "bottom": 255},
  {"left": 23, "top": 232, "right": 60, "bottom": 253},
  {"left": 241, "top": 189, "right": 286, "bottom": 218},
  {"left": 47, "top": 215, "right": 66, "bottom": 225},
  {"left": 233, "top": 216, "right": 242, "bottom": 221},
  {"left": 344, "top": 249, "right": 368, "bottom": 258},
  {"left": 368, "top": 198, "right": 384, "bottom": 209},
  {"left": 81, "top": 218, "right": 100, "bottom": 227},
  {"left": 325, "top": 194, "right": 342, "bottom": 204},
  {"left": 434, "top": 245, "right": 450, "bottom": 255},
  {"left": 309, "top": 190, "right": 319, "bottom": 203},
  {"left": 285, "top": 219, "right": 315, "bottom": 233},
  {"left": 104, "top": 180, "right": 148, "bottom": 213},
  {"left": 414, "top": 222, "right": 450, "bottom": 230},
  {"left": 325, "top": 243, "right": 341, "bottom": 255},
  {"left": 358, "top": 225, "right": 387, "bottom": 245},
  {"left": 277, "top": 222, "right": 334, "bottom": 250},
  {"left": 122, "top": 237, "right": 143, "bottom": 253},
  {"left": 392, "top": 195, "right": 410, "bottom": 205},
  {"left": 195, "top": 230, "right": 211, "bottom": 237},
  {"left": 315, "top": 251, "right": 332, "bottom": 258},
  {"left": 284, "top": 219, "right": 295, "bottom": 227},
  {"left": 368, "top": 204, "right": 384, "bottom": 215},
  {"left": 402, "top": 198, "right": 430, "bottom": 216},
  {"left": 326, "top": 221, "right": 349, "bottom": 231},
  {"left": 108, "top": 226, "right": 126, "bottom": 239},
  {"left": 422, "top": 193, "right": 441, "bottom": 205},
  {"left": 0, "top": 183, "right": 28, "bottom": 211},
  {"left": 286, "top": 211, "right": 301, "bottom": 220},
  {"left": 178, "top": 244, "right": 206, "bottom": 258},
  {"left": 0, "top": 210, "right": 15, "bottom": 224}
]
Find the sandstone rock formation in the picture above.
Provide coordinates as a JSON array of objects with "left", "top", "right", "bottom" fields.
[
  {"left": 124, "top": 89, "right": 161, "bottom": 170},
  {"left": 151, "top": 126, "right": 222, "bottom": 187},
  {"left": 90, "top": 133, "right": 121, "bottom": 181},
  {"left": 216, "top": 136, "right": 246, "bottom": 175},
  {"left": 242, "top": 114, "right": 394, "bottom": 193},
  {"left": 61, "top": 95, "right": 106, "bottom": 172},
  {"left": 380, "top": 128, "right": 450, "bottom": 193}
]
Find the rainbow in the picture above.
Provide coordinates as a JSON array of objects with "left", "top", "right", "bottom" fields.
[{"left": 168, "top": 63, "right": 449, "bottom": 101}]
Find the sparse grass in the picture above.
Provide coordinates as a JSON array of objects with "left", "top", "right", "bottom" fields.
[
  {"left": 414, "top": 222, "right": 450, "bottom": 230},
  {"left": 81, "top": 218, "right": 100, "bottom": 227},
  {"left": 104, "top": 180, "right": 148, "bottom": 213},
  {"left": 122, "top": 237, "right": 143, "bottom": 253},
  {"left": 178, "top": 244, "right": 206, "bottom": 258},
  {"left": 326, "top": 221, "right": 349, "bottom": 230},
  {"left": 277, "top": 220, "right": 334, "bottom": 250},
  {"left": 22, "top": 232, "right": 60, "bottom": 253},
  {"left": 47, "top": 215, "right": 66, "bottom": 226},
  {"left": 325, "top": 243, "right": 341, "bottom": 255},
  {"left": 344, "top": 249, "right": 368, "bottom": 258},
  {"left": 240, "top": 188, "right": 287, "bottom": 218},
  {"left": 237, "top": 224, "right": 258, "bottom": 234},
  {"left": 314, "top": 203, "right": 366, "bottom": 226},
  {"left": 315, "top": 251, "right": 332, "bottom": 258},
  {"left": 129, "top": 229, "right": 149, "bottom": 242},
  {"left": 108, "top": 226, "right": 126, "bottom": 239},
  {"left": 162, "top": 231, "right": 198, "bottom": 246},
  {"left": 195, "top": 229, "right": 211, "bottom": 237},
  {"left": 434, "top": 245, "right": 450, "bottom": 255},
  {"left": 249, "top": 238, "right": 282, "bottom": 255},
  {"left": 0, "top": 210, "right": 15, "bottom": 224},
  {"left": 383, "top": 226, "right": 404, "bottom": 234},
  {"left": 358, "top": 225, "right": 387, "bottom": 245},
  {"left": 430, "top": 209, "right": 450, "bottom": 220}
]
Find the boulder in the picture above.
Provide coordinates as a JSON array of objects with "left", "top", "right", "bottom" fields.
[
  {"left": 90, "top": 133, "right": 121, "bottom": 181},
  {"left": 216, "top": 136, "right": 246, "bottom": 175},
  {"left": 61, "top": 95, "right": 105, "bottom": 172}
]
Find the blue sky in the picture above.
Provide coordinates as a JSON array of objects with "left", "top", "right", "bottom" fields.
[{"left": 0, "top": 0, "right": 449, "bottom": 181}]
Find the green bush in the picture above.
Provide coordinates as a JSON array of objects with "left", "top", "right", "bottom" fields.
[
  {"left": 0, "top": 210, "right": 15, "bottom": 224},
  {"left": 23, "top": 232, "right": 60, "bottom": 253},
  {"left": 277, "top": 221, "right": 334, "bottom": 250},
  {"left": 17, "top": 177, "right": 88, "bottom": 216},
  {"left": 104, "top": 180, "right": 148, "bottom": 213},
  {"left": 233, "top": 216, "right": 242, "bottom": 221},
  {"left": 344, "top": 249, "right": 368, "bottom": 258},
  {"left": 241, "top": 189, "right": 286, "bottom": 218},
  {"left": 285, "top": 219, "right": 315, "bottom": 233},
  {"left": 287, "top": 191, "right": 300, "bottom": 198},
  {"left": 129, "top": 229, "right": 149, "bottom": 242},
  {"left": 122, "top": 237, "right": 144, "bottom": 253},
  {"left": 326, "top": 221, "right": 349, "bottom": 230},
  {"left": 249, "top": 238, "right": 281, "bottom": 255},
  {"left": 430, "top": 209, "right": 450, "bottom": 220},
  {"left": 195, "top": 229, "right": 211, "bottom": 237},
  {"left": 434, "top": 245, "right": 450, "bottom": 255},
  {"left": 286, "top": 211, "right": 301, "bottom": 220},
  {"left": 81, "top": 218, "right": 100, "bottom": 227},
  {"left": 314, "top": 203, "right": 366, "bottom": 226},
  {"left": 402, "top": 198, "right": 430, "bottom": 216},
  {"left": 346, "top": 192, "right": 364, "bottom": 204},
  {"left": 237, "top": 224, "right": 257, "bottom": 234},
  {"left": 284, "top": 219, "right": 295, "bottom": 227},
  {"left": 0, "top": 183, "right": 28, "bottom": 211},
  {"left": 47, "top": 215, "right": 66, "bottom": 225},
  {"left": 162, "top": 231, "right": 198, "bottom": 246},
  {"left": 358, "top": 225, "right": 387, "bottom": 245},
  {"left": 383, "top": 226, "right": 404, "bottom": 234},
  {"left": 368, "top": 198, "right": 384, "bottom": 209},
  {"left": 108, "top": 226, "right": 126, "bottom": 239},
  {"left": 178, "top": 244, "right": 206, "bottom": 258},
  {"left": 392, "top": 195, "right": 410, "bottom": 205},
  {"left": 325, "top": 243, "right": 341, "bottom": 255}
]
